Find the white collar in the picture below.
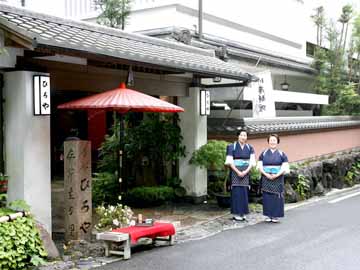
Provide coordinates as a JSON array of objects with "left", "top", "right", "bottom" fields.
[{"left": 238, "top": 142, "right": 246, "bottom": 149}]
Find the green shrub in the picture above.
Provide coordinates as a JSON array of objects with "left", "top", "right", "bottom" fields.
[
  {"left": 344, "top": 161, "right": 360, "bottom": 186},
  {"left": 289, "top": 163, "right": 300, "bottom": 170},
  {"left": 345, "top": 171, "right": 355, "bottom": 186},
  {"left": 190, "top": 140, "right": 229, "bottom": 194},
  {"left": 92, "top": 172, "right": 119, "bottom": 206},
  {"left": 190, "top": 140, "right": 228, "bottom": 171},
  {"left": 295, "top": 174, "right": 310, "bottom": 200},
  {"left": 165, "top": 177, "right": 187, "bottom": 198},
  {"left": 250, "top": 167, "right": 261, "bottom": 185},
  {"left": 208, "top": 180, "right": 225, "bottom": 195},
  {"left": 125, "top": 186, "right": 174, "bottom": 207},
  {"left": 249, "top": 203, "right": 262, "bottom": 213},
  {"left": 0, "top": 211, "right": 47, "bottom": 270},
  {"left": 0, "top": 194, "right": 7, "bottom": 208}
]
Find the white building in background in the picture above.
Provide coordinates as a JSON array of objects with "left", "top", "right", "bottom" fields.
[
  {"left": 64, "top": 0, "right": 353, "bottom": 117},
  {"left": 3, "top": 0, "right": 358, "bottom": 118}
]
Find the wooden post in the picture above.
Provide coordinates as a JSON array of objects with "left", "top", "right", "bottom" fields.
[{"left": 64, "top": 140, "right": 92, "bottom": 242}]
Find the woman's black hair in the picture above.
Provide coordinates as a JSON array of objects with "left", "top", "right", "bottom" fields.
[
  {"left": 236, "top": 129, "right": 248, "bottom": 136},
  {"left": 267, "top": 133, "right": 280, "bottom": 143}
]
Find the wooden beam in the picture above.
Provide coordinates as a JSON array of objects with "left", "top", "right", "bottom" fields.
[
  {"left": 0, "top": 27, "right": 34, "bottom": 49},
  {"left": 201, "top": 82, "right": 247, "bottom": 88},
  {"left": 24, "top": 50, "right": 55, "bottom": 58}
]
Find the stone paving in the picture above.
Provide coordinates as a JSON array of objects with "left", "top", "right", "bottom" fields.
[
  {"left": 164, "top": 202, "right": 264, "bottom": 243},
  {"left": 46, "top": 185, "right": 360, "bottom": 269},
  {"left": 49, "top": 201, "right": 265, "bottom": 269}
]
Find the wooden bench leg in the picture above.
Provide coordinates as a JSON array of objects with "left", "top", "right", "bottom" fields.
[
  {"left": 104, "top": 241, "right": 110, "bottom": 257},
  {"left": 153, "top": 235, "right": 175, "bottom": 246},
  {"left": 123, "top": 238, "right": 131, "bottom": 260},
  {"left": 169, "top": 235, "right": 174, "bottom": 246}
]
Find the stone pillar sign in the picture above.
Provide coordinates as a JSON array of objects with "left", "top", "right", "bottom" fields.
[{"left": 64, "top": 140, "right": 92, "bottom": 242}]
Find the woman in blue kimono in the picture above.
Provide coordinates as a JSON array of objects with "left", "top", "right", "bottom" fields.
[
  {"left": 258, "top": 134, "right": 290, "bottom": 223},
  {"left": 225, "top": 129, "right": 256, "bottom": 221}
]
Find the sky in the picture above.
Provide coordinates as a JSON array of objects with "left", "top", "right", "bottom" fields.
[{"left": 16, "top": 0, "right": 359, "bottom": 20}]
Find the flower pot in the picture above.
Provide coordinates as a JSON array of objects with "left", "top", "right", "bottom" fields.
[{"left": 214, "top": 193, "right": 230, "bottom": 208}]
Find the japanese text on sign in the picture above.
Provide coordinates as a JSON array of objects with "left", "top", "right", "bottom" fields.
[{"left": 33, "top": 75, "right": 51, "bottom": 115}]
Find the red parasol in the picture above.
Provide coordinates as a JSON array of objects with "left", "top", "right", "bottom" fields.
[
  {"left": 57, "top": 82, "right": 184, "bottom": 113},
  {"left": 58, "top": 82, "right": 184, "bottom": 192}
]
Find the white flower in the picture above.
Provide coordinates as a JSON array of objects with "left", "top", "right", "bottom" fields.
[{"left": 113, "top": 219, "right": 120, "bottom": 226}]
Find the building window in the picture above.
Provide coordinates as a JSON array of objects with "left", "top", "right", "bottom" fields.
[{"left": 306, "top": 42, "right": 316, "bottom": 57}]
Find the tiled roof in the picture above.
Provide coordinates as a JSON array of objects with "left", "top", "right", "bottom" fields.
[
  {"left": 138, "top": 27, "right": 316, "bottom": 74},
  {"left": 208, "top": 116, "right": 360, "bottom": 135},
  {"left": 0, "top": 4, "right": 252, "bottom": 81}
]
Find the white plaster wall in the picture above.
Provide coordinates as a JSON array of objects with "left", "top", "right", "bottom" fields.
[
  {"left": 126, "top": 1, "right": 306, "bottom": 59},
  {"left": 127, "top": 5, "right": 179, "bottom": 31},
  {"left": 178, "top": 87, "right": 207, "bottom": 198},
  {"left": 4, "top": 71, "right": 52, "bottom": 233},
  {"left": 272, "top": 90, "right": 328, "bottom": 105}
]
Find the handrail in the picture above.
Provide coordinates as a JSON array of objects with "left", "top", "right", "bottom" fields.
[{"left": 0, "top": 211, "right": 30, "bottom": 223}]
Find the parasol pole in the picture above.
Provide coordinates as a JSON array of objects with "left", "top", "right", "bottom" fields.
[
  {"left": 113, "top": 111, "right": 120, "bottom": 198},
  {"left": 118, "top": 113, "right": 125, "bottom": 196}
]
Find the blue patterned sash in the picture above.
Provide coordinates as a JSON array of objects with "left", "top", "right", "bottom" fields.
[
  {"left": 234, "top": 159, "right": 249, "bottom": 167},
  {"left": 263, "top": 165, "right": 281, "bottom": 174}
]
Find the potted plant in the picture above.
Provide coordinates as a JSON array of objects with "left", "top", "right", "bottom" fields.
[
  {"left": 190, "top": 141, "right": 261, "bottom": 207},
  {"left": 190, "top": 140, "right": 231, "bottom": 207}
]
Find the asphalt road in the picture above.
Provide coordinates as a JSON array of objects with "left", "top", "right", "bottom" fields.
[{"left": 95, "top": 189, "right": 360, "bottom": 270}]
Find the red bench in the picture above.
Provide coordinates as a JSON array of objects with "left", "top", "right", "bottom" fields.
[
  {"left": 97, "top": 222, "right": 176, "bottom": 259},
  {"left": 112, "top": 222, "right": 176, "bottom": 244}
]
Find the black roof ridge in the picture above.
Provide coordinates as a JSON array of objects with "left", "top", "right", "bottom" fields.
[{"left": 137, "top": 26, "right": 315, "bottom": 73}]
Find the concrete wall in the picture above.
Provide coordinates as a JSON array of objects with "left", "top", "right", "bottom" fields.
[{"left": 4, "top": 71, "right": 52, "bottom": 233}]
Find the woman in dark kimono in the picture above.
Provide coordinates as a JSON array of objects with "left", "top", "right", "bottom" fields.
[
  {"left": 258, "top": 134, "right": 290, "bottom": 223},
  {"left": 225, "top": 129, "right": 256, "bottom": 221}
]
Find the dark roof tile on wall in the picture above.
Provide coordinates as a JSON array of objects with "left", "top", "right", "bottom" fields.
[{"left": 208, "top": 116, "right": 360, "bottom": 136}]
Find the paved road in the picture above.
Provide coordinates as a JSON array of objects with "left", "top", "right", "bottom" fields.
[{"left": 95, "top": 189, "right": 360, "bottom": 270}]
